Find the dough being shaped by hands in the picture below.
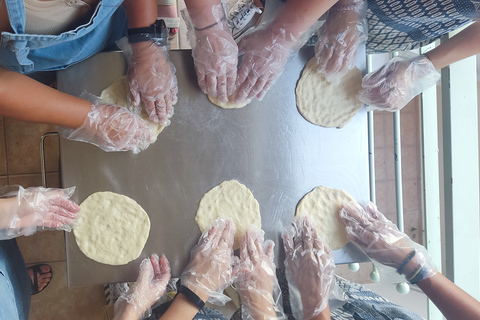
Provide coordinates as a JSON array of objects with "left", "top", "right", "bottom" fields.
[
  {"left": 196, "top": 180, "right": 261, "bottom": 250},
  {"left": 295, "top": 186, "right": 356, "bottom": 250},
  {"left": 100, "top": 76, "right": 164, "bottom": 140},
  {"left": 296, "top": 57, "right": 363, "bottom": 128},
  {"left": 207, "top": 94, "right": 249, "bottom": 109},
  {"left": 74, "top": 191, "right": 151, "bottom": 265}
]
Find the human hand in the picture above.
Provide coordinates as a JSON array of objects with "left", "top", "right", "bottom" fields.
[
  {"left": 234, "top": 226, "right": 284, "bottom": 320},
  {"left": 283, "top": 217, "right": 335, "bottom": 320},
  {"left": 315, "top": 0, "right": 367, "bottom": 83},
  {"left": 181, "top": 218, "right": 235, "bottom": 305},
  {"left": 63, "top": 99, "right": 153, "bottom": 154},
  {"left": 114, "top": 255, "right": 171, "bottom": 320},
  {"left": 235, "top": 27, "right": 294, "bottom": 103},
  {"left": 340, "top": 201, "right": 437, "bottom": 283},
  {"left": 357, "top": 52, "right": 440, "bottom": 111},
  {"left": 127, "top": 42, "right": 178, "bottom": 125},
  {"left": 193, "top": 24, "right": 238, "bottom": 103},
  {"left": 0, "top": 186, "right": 80, "bottom": 240}
]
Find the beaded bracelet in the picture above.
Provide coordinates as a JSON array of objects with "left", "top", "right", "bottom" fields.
[{"left": 396, "top": 250, "right": 416, "bottom": 275}]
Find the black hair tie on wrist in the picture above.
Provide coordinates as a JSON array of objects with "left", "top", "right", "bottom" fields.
[{"left": 176, "top": 285, "right": 205, "bottom": 310}]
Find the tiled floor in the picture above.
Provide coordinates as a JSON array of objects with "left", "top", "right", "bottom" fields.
[{"left": 6, "top": 2, "right": 432, "bottom": 319}]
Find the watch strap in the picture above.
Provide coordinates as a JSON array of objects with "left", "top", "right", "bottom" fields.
[
  {"left": 176, "top": 285, "right": 205, "bottom": 310},
  {"left": 127, "top": 20, "right": 168, "bottom": 46}
]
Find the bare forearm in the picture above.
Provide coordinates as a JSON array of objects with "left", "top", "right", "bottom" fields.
[
  {"left": 124, "top": 0, "right": 157, "bottom": 28},
  {"left": 417, "top": 273, "right": 480, "bottom": 320},
  {"left": 0, "top": 67, "right": 90, "bottom": 128},
  {"left": 270, "top": 0, "right": 338, "bottom": 40},
  {"left": 184, "top": 0, "right": 223, "bottom": 29},
  {"left": 425, "top": 20, "right": 480, "bottom": 69}
]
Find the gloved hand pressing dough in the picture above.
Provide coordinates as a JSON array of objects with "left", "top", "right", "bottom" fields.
[
  {"left": 340, "top": 201, "right": 437, "bottom": 283},
  {"left": 282, "top": 217, "right": 335, "bottom": 320},
  {"left": 117, "top": 37, "right": 178, "bottom": 125},
  {"left": 180, "top": 218, "right": 235, "bottom": 305},
  {"left": 61, "top": 93, "right": 154, "bottom": 154},
  {"left": 182, "top": 4, "right": 238, "bottom": 103},
  {"left": 315, "top": 0, "right": 367, "bottom": 83},
  {"left": 114, "top": 255, "right": 171, "bottom": 320},
  {"left": 357, "top": 52, "right": 440, "bottom": 111},
  {"left": 233, "top": 225, "right": 285, "bottom": 320},
  {"left": 0, "top": 186, "right": 79, "bottom": 240}
]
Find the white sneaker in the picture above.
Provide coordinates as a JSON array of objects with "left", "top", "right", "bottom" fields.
[{"left": 227, "top": 0, "right": 262, "bottom": 39}]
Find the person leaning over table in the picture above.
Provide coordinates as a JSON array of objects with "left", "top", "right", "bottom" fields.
[
  {"left": 0, "top": 185, "right": 80, "bottom": 320},
  {"left": 113, "top": 218, "right": 237, "bottom": 320},
  {"left": 314, "top": 0, "right": 480, "bottom": 111},
  {"left": 0, "top": 0, "right": 178, "bottom": 154}
]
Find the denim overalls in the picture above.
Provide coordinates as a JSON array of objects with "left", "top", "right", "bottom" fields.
[{"left": 0, "top": 0, "right": 127, "bottom": 74}]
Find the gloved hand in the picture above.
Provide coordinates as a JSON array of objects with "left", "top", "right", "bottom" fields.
[
  {"left": 234, "top": 27, "right": 294, "bottom": 103},
  {"left": 0, "top": 186, "right": 79, "bottom": 240},
  {"left": 340, "top": 201, "right": 437, "bottom": 284},
  {"left": 115, "top": 255, "right": 171, "bottom": 320},
  {"left": 315, "top": 0, "right": 367, "bottom": 83},
  {"left": 117, "top": 37, "right": 178, "bottom": 125},
  {"left": 181, "top": 218, "right": 235, "bottom": 305},
  {"left": 233, "top": 226, "right": 284, "bottom": 320},
  {"left": 61, "top": 94, "right": 153, "bottom": 154},
  {"left": 358, "top": 52, "right": 440, "bottom": 111},
  {"left": 283, "top": 217, "right": 335, "bottom": 320}
]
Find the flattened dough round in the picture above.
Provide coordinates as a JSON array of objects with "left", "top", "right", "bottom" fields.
[
  {"left": 296, "top": 186, "right": 356, "bottom": 250},
  {"left": 74, "top": 191, "right": 151, "bottom": 265},
  {"left": 296, "top": 57, "right": 363, "bottom": 128},
  {"left": 196, "top": 180, "right": 261, "bottom": 249},
  {"left": 207, "top": 94, "right": 249, "bottom": 109},
  {"left": 100, "top": 76, "right": 164, "bottom": 141}
]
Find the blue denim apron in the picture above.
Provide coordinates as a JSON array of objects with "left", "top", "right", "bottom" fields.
[
  {"left": 0, "top": 0, "right": 127, "bottom": 74},
  {"left": 0, "top": 239, "right": 30, "bottom": 320}
]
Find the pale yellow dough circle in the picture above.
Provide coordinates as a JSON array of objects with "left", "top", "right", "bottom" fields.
[
  {"left": 100, "top": 76, "right": 164, "bottom": 141},
  {"left": 74, "top": 191, "right": 151, "bottom": 265},
  {"left": 295, "top": 186, "right": 356, "bottom": 250},
  {"left": 207, "top": 94, "right": 249, "bottom": 109},
  {"left": 196, "top": 180, "right": 261, "bottom": 250},
  {"left": 296, "top": 57, "right": 363, "bottom": 128}
]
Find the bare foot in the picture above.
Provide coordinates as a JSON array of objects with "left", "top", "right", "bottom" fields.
[
  {"left": 157, "top": 3, "right": 179, "bottom": 39},
  {"left": 28, "top": 265, "right": 52, "bottom": 293}
]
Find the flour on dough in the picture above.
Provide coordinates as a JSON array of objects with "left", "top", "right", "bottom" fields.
[
  {"left": 196, "top": 180, "right": 261, "bottom": 249},
  {"left": 74, "top": 191, "right": 151, "bottom": 265},
  {"left": 296, "top": 58, "right": 363, "bottom": 128},
  {"left": 100, "top": 76, "right": 164, "bottom": 141},
  {"left": 207, "top": 94, "right": 249, "bottom": 109},
  {"left": 296, "top": 186, "right": 356, "bottom": 250}
]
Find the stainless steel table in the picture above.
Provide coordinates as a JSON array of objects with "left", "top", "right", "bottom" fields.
[{"left": 58, "top": 47, "right": 369, "bottom": 287}]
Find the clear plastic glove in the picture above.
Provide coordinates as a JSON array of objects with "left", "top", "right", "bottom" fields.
[
  {"left": 61, "top": 93, "right": 153, "bottom": 154},
  {"left": 0, "top": 186, "right": 79, "bottom": 240},
  {"left": 339, "top": 201, "right": 437, "bottom": 283},
  {"left": 282, "top": 217, "right": 335, "bottom": 320},
  {"left": 182, "top": 5, "right": 238, "bottom": 103},
  {"left": 315, "top": 0, "right": 367, "bottom": 83},
  {"left": 117, "top": 37, "right": 178, "bottom": 125},
  {"left": 358, "top": 52, "right": 440, "bottom": 111},
  {"left": 235, "top": 27, "right": 294, "bottom": 103},
  {"left": 233, "top": 226, "right": 285, "bottom": 320},
  {"left": 115, "top": 255, "right": 171, "bottom": 320},
  {"left": 181, "top": 218, "right": 235, "bottom": 305}
]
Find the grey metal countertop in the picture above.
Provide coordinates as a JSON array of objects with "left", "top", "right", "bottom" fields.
[{"left": 57, "top": 47, "right": 369, "bottom": 287}]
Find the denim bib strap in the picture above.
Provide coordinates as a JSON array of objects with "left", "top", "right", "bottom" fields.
[{"left": 4, "top": 0, "right": 25, "bottom": 34}]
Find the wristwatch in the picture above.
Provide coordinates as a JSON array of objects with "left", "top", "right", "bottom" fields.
[{"left": 127, "top": 19, "right": 168, "bottom": 46}]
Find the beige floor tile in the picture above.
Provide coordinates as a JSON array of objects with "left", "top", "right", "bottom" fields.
[
  {"left": 401, "top": 146, "right": 420, "bottom": 181},
  {"left": 29, "top": 261, "right": 106, "bottom": 320},
  {"left": 404, "top": 211, "right": 423, "bottom": 245},
  {"left": 5, "top": 119, "right": 59, "bottom": 175},
  {"left": 402, "top": 179, "right": 422, "bottom": 214},
  {"left": 177, "top": 0, "right": 192, "bottom": 50},
  {"left": 17, "top": 231, "right": 66, "bottom": 264},
  {"left": 383, "top": 147, "right": 395, "bottom": 181},
  {"left": 374, "top": 148, "right": 386, "bottom": 181},
  {"left": 400, "top": 111, "right": 420, "bottom": 148},
  {"left": 375, "top": 180, "right": 388, "bottom": 212},
  {"left": 373, "top": 113, "right": 385, "bottom": 148},
  {"left": 0, "top": 117, "right": 7, "bottom": 175}
]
